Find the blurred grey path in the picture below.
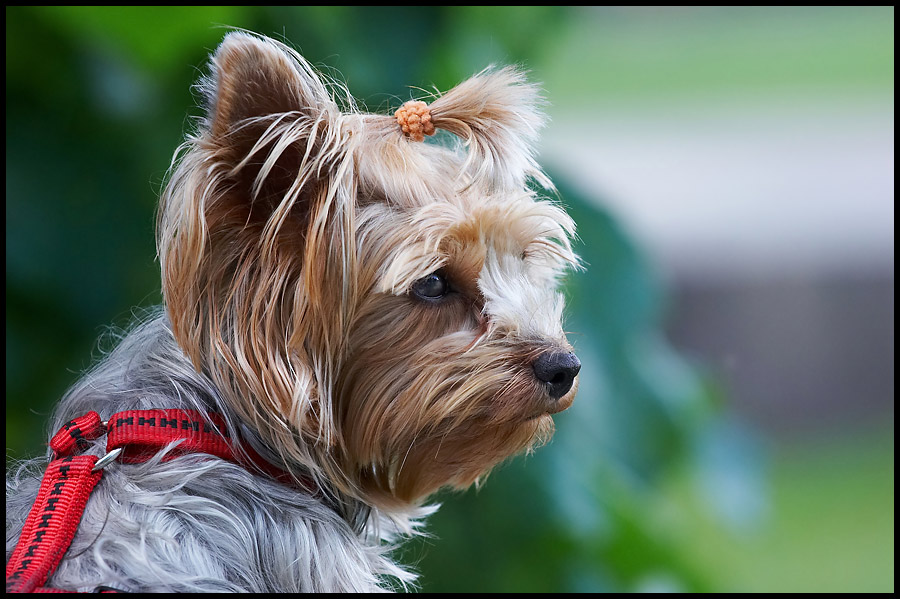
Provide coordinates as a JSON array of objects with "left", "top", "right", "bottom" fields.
[{"left": 542, "top": 95, "right": 894, "bottom": 437}]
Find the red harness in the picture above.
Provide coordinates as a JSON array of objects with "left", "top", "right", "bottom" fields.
[{"left": 6, "top": 409, "right": 301, "bottom": 593}]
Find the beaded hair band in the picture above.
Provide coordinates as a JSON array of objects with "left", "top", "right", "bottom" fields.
[{"left": 395, "top": 100, "right": 435, "bottom": 142}]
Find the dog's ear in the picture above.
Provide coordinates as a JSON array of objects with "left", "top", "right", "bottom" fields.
[
  {"left": 204, "top": 32, "right": 335, "bottom": 143},
  {"left": 196, "top": 32, "right": 348, "bottom": 229},
  {"left": 429, "top": 66, "right": 552, "bottom": 192},
  {"left": 160, "top": 33, "right": 355, "bottom": 474}
]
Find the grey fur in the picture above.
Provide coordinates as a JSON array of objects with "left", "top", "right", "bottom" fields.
[{"left": 6, "top": 310, "right": 427, "bottom": 592}]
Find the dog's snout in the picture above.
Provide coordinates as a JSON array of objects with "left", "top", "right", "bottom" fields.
[{"left": 532, "top": 352, "right": 580, "bottom": 400}]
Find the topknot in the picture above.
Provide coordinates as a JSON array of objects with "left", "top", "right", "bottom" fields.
[{"left": 395, "top": 100, "right": 435, "bottom": 143}]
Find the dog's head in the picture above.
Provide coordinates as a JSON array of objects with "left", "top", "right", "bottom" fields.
[{"left": 159, "top": 32, "right": 580, "bottom": 507}]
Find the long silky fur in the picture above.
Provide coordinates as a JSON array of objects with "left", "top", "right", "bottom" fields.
[
  {"left": 6, "top": 311, "right": 427, "bottom": 592},
  {"left": 7, "top": 31, "right": 579, "bottom": 592}
]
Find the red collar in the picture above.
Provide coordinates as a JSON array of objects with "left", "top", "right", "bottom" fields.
[{"left": 6, "top": 409, "right": 311, "bottom": 593}]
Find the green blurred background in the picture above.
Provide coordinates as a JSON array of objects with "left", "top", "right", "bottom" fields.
[{"left": 6, "top": 7, "right": 893, "bottom": 592}]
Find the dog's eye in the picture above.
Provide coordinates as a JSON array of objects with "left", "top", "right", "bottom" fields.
[{"left": 411, "top": 273, "right": 449, "bottom": 300}]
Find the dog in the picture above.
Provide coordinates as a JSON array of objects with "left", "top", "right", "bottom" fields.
[{"left": 6, "top": 31, "right": 580, "bottom": 592}]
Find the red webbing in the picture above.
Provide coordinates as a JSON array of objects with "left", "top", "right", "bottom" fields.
[
  {"left": 105, "top": 409, "right": 235, "bottom": 463},
  {"left": 8, "top": 409, "right": 309, "bottom": 592},
  {"left": 105, "top": 409, "right": 299, "bottom": 485},
  {"left": 5, "top": 455, "right": 102, "bottom": 593},
  {"left": 48, "top": 412, "right": 105, "bottom": 457}
]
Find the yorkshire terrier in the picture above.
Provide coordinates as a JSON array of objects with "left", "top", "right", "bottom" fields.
[{"left": 6, "top": 32, "right": 580, "bottom": 592}]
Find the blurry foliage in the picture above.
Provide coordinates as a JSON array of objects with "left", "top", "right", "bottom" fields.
[
  {"left": 6, "top": 6, "right": 762, "bottom": 592},
  {"left": 541, "top": 6, "right": 894, "bottom": 106}
]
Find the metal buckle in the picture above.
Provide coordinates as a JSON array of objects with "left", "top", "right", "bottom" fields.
[
  {"left": 92, "top": 447, "right": 123, "bottom": 472},
  {"left": 90, "top": 420, "right": 122, "bottom": 472}
]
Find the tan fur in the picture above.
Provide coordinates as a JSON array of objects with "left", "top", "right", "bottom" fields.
[{"left": 157, "top": 32, "right": 580, "bottom": 510}]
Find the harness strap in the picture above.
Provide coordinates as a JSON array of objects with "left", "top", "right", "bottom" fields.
[
  {"left": 49, "top": 412, "right": 105, "bottom": 457},
  {"left": 5, "top": 455, "right": 102, "bottom": 593},
  {"left": 7, "top": 409, "right": 309, "bottom": 593},
  {"left": 106, "top": 409, "right": 299, "bottom": 485},
  {"left": 106, "top": 409, "right": 234, "bottom": 464}
]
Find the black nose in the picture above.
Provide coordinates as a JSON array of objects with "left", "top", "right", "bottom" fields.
[{"left": 532, "top": 352, "right": 581, "bottom": 400}]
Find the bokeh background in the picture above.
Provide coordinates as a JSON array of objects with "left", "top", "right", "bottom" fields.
[{"left": 6, "top": 6, "right": 893, "bottom": 592}]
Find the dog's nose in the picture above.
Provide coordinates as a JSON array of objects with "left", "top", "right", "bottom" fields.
[{"left": 532, "top": 352, "right": 581, "bottom": 400}]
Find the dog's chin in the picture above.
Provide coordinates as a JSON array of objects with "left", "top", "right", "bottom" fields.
[
  {"left": 526, "top": 408, "right": 565, "bottom": 426},
  {"left": 527, "top": 413, "right": 555, "bottom": 428},
  {"left": 343, "top": 377, "right": 577, "bottom": 507}
]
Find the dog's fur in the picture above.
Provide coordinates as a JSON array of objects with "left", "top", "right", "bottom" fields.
[{"left": 6, "top": 32, "right": 580, "bottom": 592}]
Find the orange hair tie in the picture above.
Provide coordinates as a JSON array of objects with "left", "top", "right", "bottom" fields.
[{"left": 395, "top": 100, "right": 435, "bottom": 142}]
